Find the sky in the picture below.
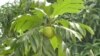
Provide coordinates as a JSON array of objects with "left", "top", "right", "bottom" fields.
[
  {"left": 0, "top": 0, "right": 51, "bottom": 6},
  {"left": 0, "top": 0, "right": 14, "bottom": 6}
]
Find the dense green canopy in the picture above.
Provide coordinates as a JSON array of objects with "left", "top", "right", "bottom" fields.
[{"left": 0, "top": 0, "right": 100, "bottom": 56}]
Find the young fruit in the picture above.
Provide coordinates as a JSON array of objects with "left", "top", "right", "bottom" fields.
[{"left": 40, "top": 26, "right": 55, "bottom": 39}]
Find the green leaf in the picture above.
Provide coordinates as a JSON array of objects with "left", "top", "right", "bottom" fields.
[
  {"left": 29, "top": 36, "right": 37, "bottom": 53},
  {"left": 11, "top": 10, "right": 44, "bottom": 33},
  {"left": 42, "top": 37, "right": 56, "bottom": 56},
  {"left": 80, "top": 23, "right": 94, "bottom": 35},
  {"left": 75, "top": 23, "right": 86, "bottom": 37},
  {"left": 28, "top": 30, "right": 41, "bottom": 53},
  {"left": 54, "top": 25, "right": 83, "bottom": 41},
  {"left": 50, "top": 36, "right": 58, "bottom": 50},
  {"left": 57, "top": 0, "right": 83, "bottom": 3},
  {"left": 42, "top": 5, "right": 54, "bottom": 16},
  {"left": 70, "top": 22, "right": 86, "bottom": 37},
  {"left": 57, "top": 0, "right": 63, "bottom": 3},
  {"left": 57, "top": 36, "right": 65, "bottom": 56},
  {"left": 57, "top": 19, "right": 70, "bottom": 27},
  {"left": 51, "top": 0, "right": 84, "bottom": 18},
  {"left": 24, "top": 39, "right": 30, "bottom": 56}
]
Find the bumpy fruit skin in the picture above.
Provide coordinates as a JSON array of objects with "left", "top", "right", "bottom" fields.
[{"left": 41, "top": 26, "right": 55, "bottom": 39}]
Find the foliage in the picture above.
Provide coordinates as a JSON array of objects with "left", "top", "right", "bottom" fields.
[
  {"left": 0, "top": 0, "right": 95, "bottom": 56},
  {"left": 60, "top": 0, "right": 100, "bottom": 56}
]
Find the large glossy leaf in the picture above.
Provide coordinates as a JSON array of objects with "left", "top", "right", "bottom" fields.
[
  {"left": 51, "top": 0, "right": 84, "bottom": 17},
  {"left": 11, "top": 10, "right": 44, "bottom": 33},
  {"left": 54, "top": 25, "right": 83, "bottom": 41},
  {"left": 55, "top": 19, "right": 88, "bottom": 41}
]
